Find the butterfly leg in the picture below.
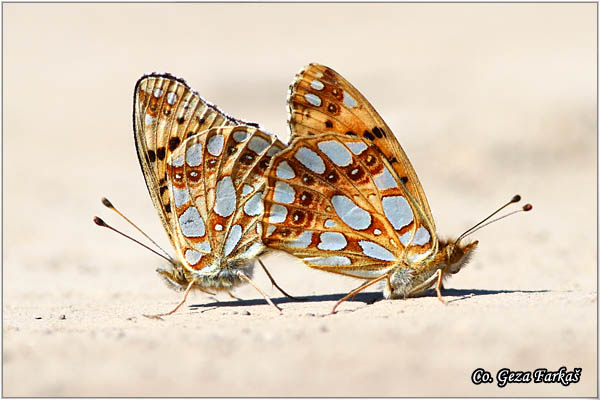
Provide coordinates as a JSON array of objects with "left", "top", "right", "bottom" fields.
[
  {"left": 228, "top": 291, "right": 242, "bottom": 301},
  {"left": 332, "top": 274, "right": 389, "bottom": 314},
  {"left": 144, "top": 278, "right": 198, "bottom": 319},
  {"left": 435, "top": 269, "right": 448, "bottom": 305},
  {"left": 197, "top": 287, "right": 216, "bottom": 296},
  {"left": 236, "top": 271, "right": 282, "bottom": 313},
  {"left": 257, "top": 258, "right": 302, "bottom": 301}
]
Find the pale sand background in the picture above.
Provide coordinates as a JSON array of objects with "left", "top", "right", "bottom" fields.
[{"left": 3, "top": 3, "right": 597, "bottom": 397}]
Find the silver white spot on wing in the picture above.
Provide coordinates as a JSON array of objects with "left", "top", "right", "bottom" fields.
[
  {"left": 145, "top": 114, "right": 155, "bottom": 125},
  {"left": 351, "top": 268, "right": 393, "bottom": 279},
  {"left": 268, "top": 204, "right": 288, "bottom": 223},
  {"left": 289, "top": 231, "right": 313, "bottom": 249},
  {"left": 242, "top": 184, "right": 253, "bottom": 197},
  {"left": 224, "top": 224, "right": 242, "bottom": 257},
  {"left": 214, "top": 176, "right": 236, "bottom": 218},
  {"left": 304, "top": 256, "right": 351, "bottom": 266},
  {"left": 267, "top": 145, "right": 281, "bottom": 157},
  {"left": 207, "top": 134, "right": 225, "bottom": 156},
  {"left": 166, "top": 92, "right": 178, "bottom": 105},
  {"left": 215, "top": 224, "right": 223, "bottom": 231},
  {"left": 413, "top": 226, "right": 431, "bottom": 246},
  {"left": 265, "top": 224, "right": 276, "bottom": 236},
  {"left": 318, "top": 140, "right": 352, "bottom": 167},
  {"left": 343, "top": 92, "right": 358, "bottom": 108},
  {"left": 179, "top": 206, "right": 206, "bottom": 237},
  {"left": 238, "top": 242, "right": 263, "bottom": 260},
  {"left": 273, "top": 181, "right": 295, "bottom": 204},
  {"left": 382, "top": 196, "right": 413, "bottom": 230},
  {"left": 184, "top": 249, "right": 202, "bottom": 265},
  {"left": 358, "top": 240, "right": 396, "bottom": 261},
  {"left": 196, "top": 240, "right": 211, "bottom": 252},
  {"left": 185, "top": 143, "right": 203, "bottom": 167},
  {"left": 232, "top": 129, "right": 249, "bottom": 143},
  {"left": 294, "top": 147, "right": 325, "bottom": 174},
  {"left": 276, "top": 161, "right": 295, "bottom": 179},
  {"left": 398, "top": 230, "right": 412, "bottom": 246},
  {"left": 304, "top": 93, "right": 322, "bottom": 107},
  {"left": 331, "top": 195, "right": 372, "bottom": 230},
  {"left": 244, "top": 191, "right": 264, "bottom": 216},
  {"left": 317, "top": 232, "right": 347, "bottom": 251},
  {"left": 345, "top": 141, "right": 368, "bottom": 155},
  {"left": 173, "top": 187, "right": 190, "bottom": 208},
  {"left": 153, "top": 88, "right": 163, "bottom": 98},
  {"left": 248, "top": 136, "right": 269, "bottom": 155},
  {"left": 374, "top": 229, "right": 382, "bottom": 236},
  {"left": 171, "top": 155, "right": 184, "bottom": 167},
  {"left": 407, "top": 249, "right": 432, "bottom": 263},
  {"left": 324, "top": 219, "right": 336, "bottom": 228},
  {"left": 310, "top": 80, "right": 324, "bottom": 90},
  {"left": 374, "top": 166, "right": 398, "bottom": 190},
  {"left": 200, "top": 262, "right": 219, "bottom": 274}
]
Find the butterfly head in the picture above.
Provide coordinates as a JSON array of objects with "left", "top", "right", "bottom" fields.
[
  {"left": 156, "top": 261, "right": 190, "bottom": 291},
  {"left": 440, "top": 239, "right": 479, "bottom": 275}
]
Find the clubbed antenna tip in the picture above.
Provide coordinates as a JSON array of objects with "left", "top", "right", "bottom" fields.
[
  {"left": 511, "top": 194, "right": 521, "bottom": 203},
  {"left": 101, "top": 197, "right": 114, "bottom": 208},
  {"left": 93, "top": 216, "right": 107, "bottom": 227},
  {"left": 523, "top": 204, "right": 533, "bottom": 211}
]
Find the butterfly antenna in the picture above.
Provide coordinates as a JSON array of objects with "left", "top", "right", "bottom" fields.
[
  {"left": 93, "top": 217, "right": 173, "bottom": 263},
  {"left": 98, "top": 197, "right": 174, "bottom": 262},
  {"left": 456, "top": 195, "right": 533, "bottom": 243}
]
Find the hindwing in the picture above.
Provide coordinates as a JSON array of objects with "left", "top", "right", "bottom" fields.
[{"left": 262, "top": 133, "right": 437, "bottom": 276}]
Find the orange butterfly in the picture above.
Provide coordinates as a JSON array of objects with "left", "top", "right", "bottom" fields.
[
  {"left": 262, "top": 64, "right": 531, "bottom": 312},
  {"left": 97, "top": 74, "right": 290, "bottom": 317}
]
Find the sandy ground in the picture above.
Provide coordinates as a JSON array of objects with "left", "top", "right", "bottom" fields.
[{"left": 3, "top": 3, "right": 597, "bottom": 397}]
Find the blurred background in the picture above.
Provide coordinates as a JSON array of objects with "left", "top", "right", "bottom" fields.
[{"left": 3, "top": 3, "right": 596, "bottom": 397}]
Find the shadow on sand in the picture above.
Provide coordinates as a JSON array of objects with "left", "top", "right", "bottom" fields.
[{"left": 189, "top": 288, "right": 550, "bottom": 310}]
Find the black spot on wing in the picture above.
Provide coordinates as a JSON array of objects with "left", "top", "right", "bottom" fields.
[
  {"left": 363, "top": 131, "right": 375, "bottom": 141},
  {"left": 168, "top": 137, "right": 181, "bottom": 151},
  {"left": 157, "top": 147, "right": 166, "bottom": 161},
  {"left": 372, "top": 127, "right": 385, "bottom": 138}
]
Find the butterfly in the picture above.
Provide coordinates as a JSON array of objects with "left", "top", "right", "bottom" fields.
[
  {"left": 261, "top": 63, "right": 530, "bottom": 313},
  {"left": 131, "top": 73, "right": 289, "bottom": 316}
]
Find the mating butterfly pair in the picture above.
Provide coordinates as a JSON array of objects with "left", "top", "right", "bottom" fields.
[{"left": 99, "top": 64, "right": 529, "bottom": 317}]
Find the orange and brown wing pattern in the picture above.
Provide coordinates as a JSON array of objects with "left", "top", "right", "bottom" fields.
[
  {"left": 133, "top": 73, "right": 258, "bottom": 246},
  {"left": 166, "top": 126, "right": 285, "bottom": 271},
  {"left": 262, "top": 133, "right": 437, "bottom": 278},
  {"left": 287, "top": 63, "right": 436, "bottom": 234}
]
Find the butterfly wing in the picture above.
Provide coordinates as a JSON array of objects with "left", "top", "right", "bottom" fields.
[
  {"left": 287, "top": 63, "right": 436, "bottom": 238},
  {"left": 166, "top": 125, "right": 285, "bottom": 271},
  {"left": 262, "top": 133, "right": 437, "bottom": 276},
  {"left": 133, "top": 73, "right": 259, "bottom": 247}
]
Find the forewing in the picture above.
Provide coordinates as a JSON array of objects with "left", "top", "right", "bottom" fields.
[
  {"left": 133, "top": 73, "right": 258, "bottom": 246},
  {"left": 287, "top": 63, "right": 436, "bottom": 233},
  {"left": 167, "top": 126, "right": 285, "bottom": 270},
  {"left": 262, "top": 133, "right": 437, "bottom": 278}
]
